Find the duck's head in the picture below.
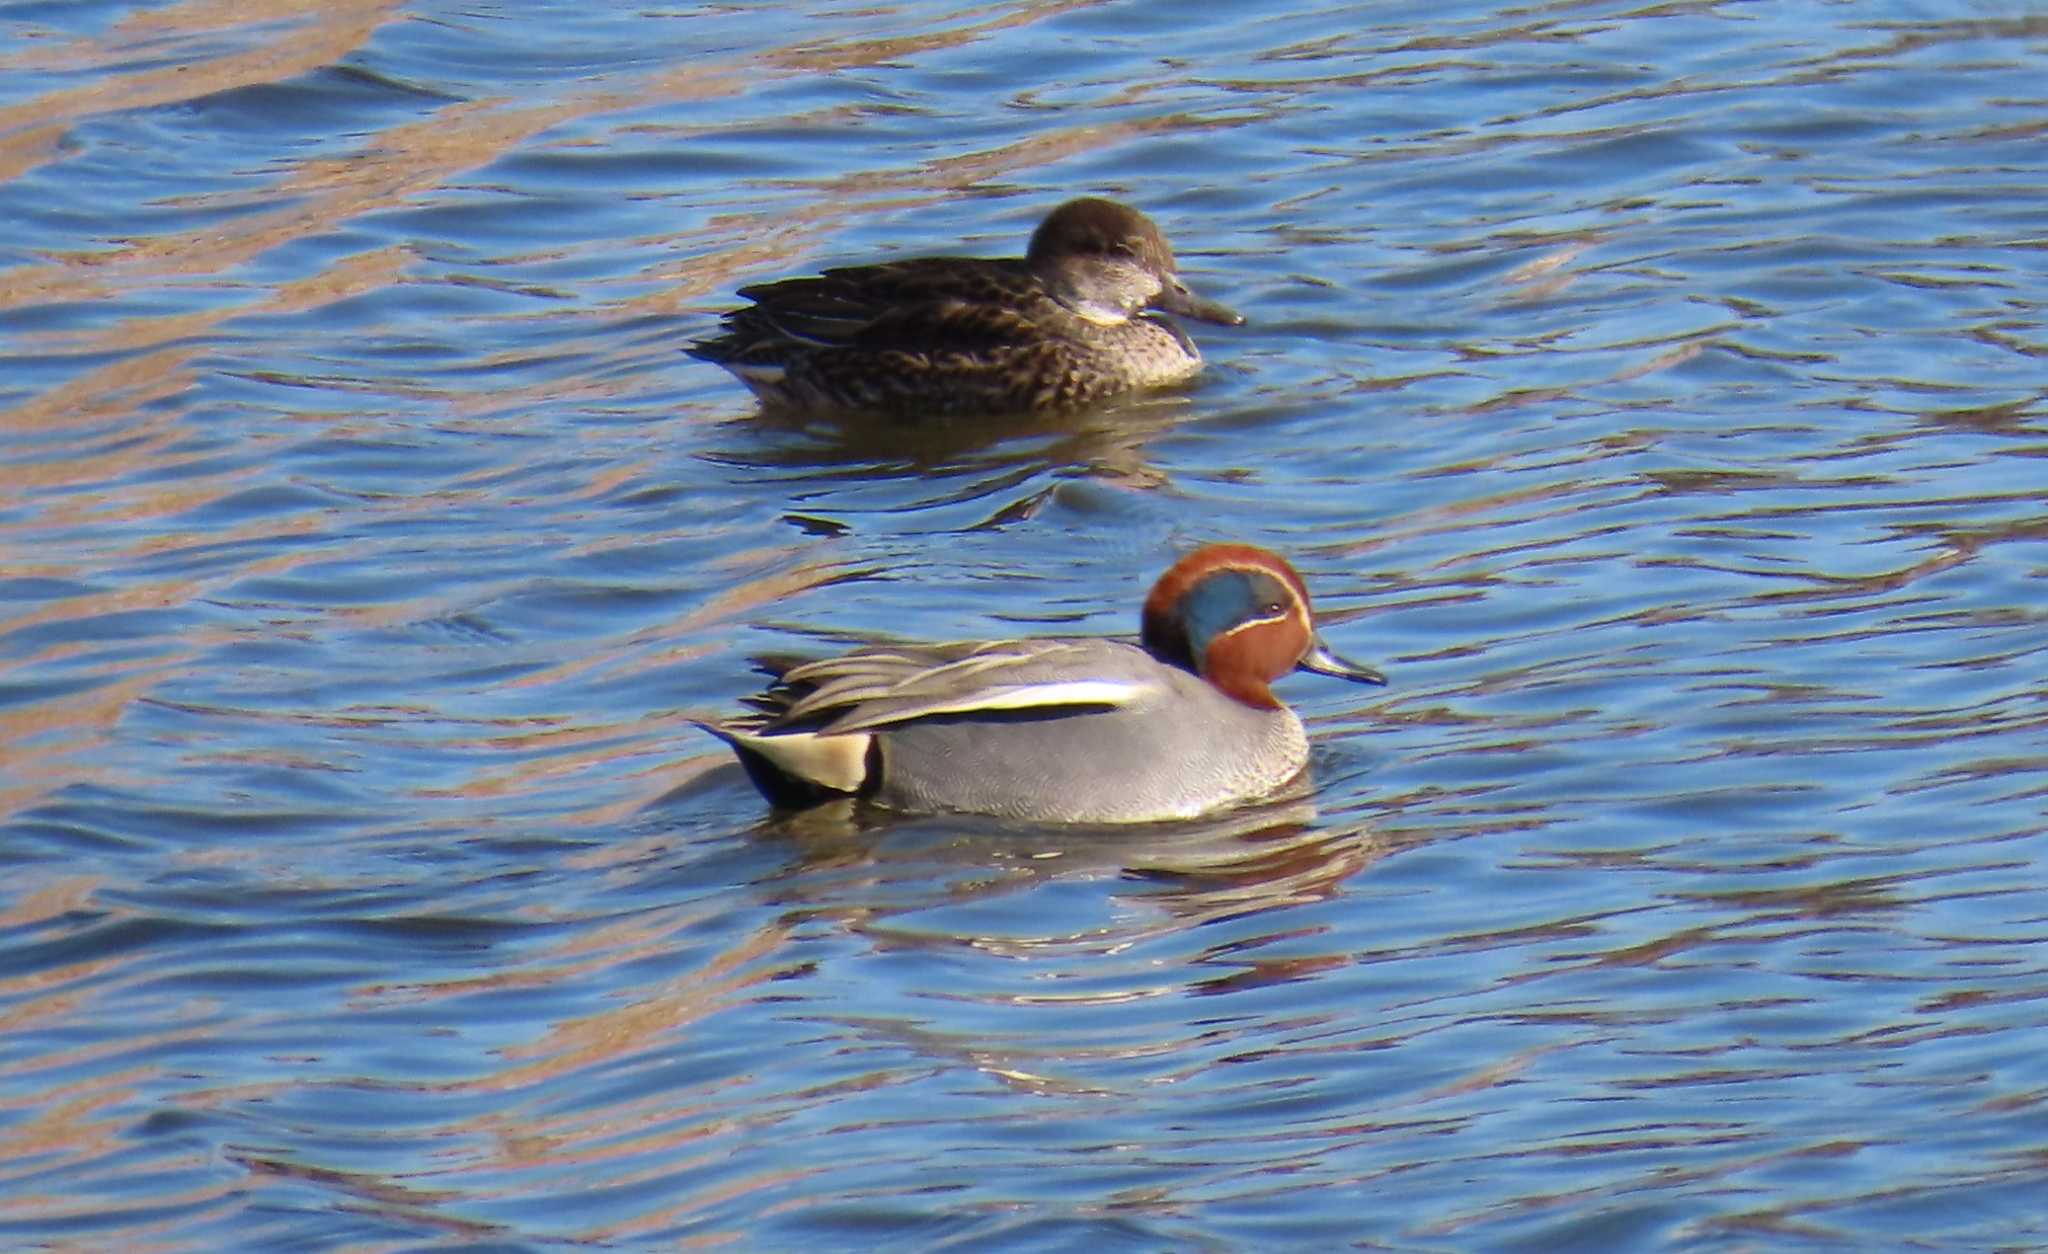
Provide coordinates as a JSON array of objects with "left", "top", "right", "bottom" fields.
[
  {"left": 1140, "top": 544, "right": 1386, "bottom": 709},
  {"left": 1027, "top": 197, "right": 1244, "bottom": 329}
]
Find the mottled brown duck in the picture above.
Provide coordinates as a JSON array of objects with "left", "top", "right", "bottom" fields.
[{"left": 689, "top": 198, "right": 1243, "bottom": 417}]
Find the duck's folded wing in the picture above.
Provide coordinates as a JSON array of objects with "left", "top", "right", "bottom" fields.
[
  {"left": 776, "top": 640, "right": 1156, "bottom": 736},
  {"left": 734, "top": 260, "right": 1043, "bottom": 352}
]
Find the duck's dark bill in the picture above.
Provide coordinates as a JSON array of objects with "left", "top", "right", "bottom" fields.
[
  {"left": 1155, "top": 281, "right": 1245, "bottom": 326},
  {"left": 1298, "top": 636, "right": 1388, "bottom": 686}
]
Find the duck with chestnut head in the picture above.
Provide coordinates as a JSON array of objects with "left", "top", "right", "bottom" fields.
[{"left": 698, "top": 545, "right": 1385, "bottom": 824}]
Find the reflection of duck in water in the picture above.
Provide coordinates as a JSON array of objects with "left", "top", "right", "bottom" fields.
[
  {"left": 703, "top": 392, "right": 1187, "bottom": 518},
  {"left": 699, "top": 545, "right": 1386, "bottom": 823},
  {"left": 758, "top": 794, "right": 1387, "bottom": 960},
  {"left": 689, "top": 198, "right": 1242, "bottom": 418}
]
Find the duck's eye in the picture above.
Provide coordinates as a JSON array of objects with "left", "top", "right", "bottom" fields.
[{"left": 1259, "top": 600, "right": 1286, "bottom": 618}]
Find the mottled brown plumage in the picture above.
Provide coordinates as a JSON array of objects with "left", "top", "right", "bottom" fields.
[{"left": 689, "top": 198, "right": 1243, "bottom": 418}]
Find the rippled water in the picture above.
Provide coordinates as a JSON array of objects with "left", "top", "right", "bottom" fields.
[{"left": 4, "top": 0, "right": 2046, "bottom": 1247}]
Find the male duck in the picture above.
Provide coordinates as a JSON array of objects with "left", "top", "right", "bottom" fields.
[
  {"left": 700, "top": 545, "right": 1385, "bottom": 824},
  {"left": 688, "top": 198, "right": 1243, "bottom": 418}
]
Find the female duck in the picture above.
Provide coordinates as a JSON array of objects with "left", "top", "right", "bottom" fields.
[
  {"left": 699, "top": 545, "right": 1385, "bottom": 824},
  {"left": 688, "top": 198, "right": 1243, "bottom": 418}
]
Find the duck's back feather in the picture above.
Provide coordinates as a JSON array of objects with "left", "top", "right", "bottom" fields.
[
  {"left": 712, "top": 259, "right": 1057, "bottom": 357},
  {"left": 766, "top": 639, "right": 1154, "bottom": 734}
]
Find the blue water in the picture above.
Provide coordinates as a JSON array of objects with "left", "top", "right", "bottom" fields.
[{"left": 2, "top": 0, "right": 2045, "bottom": 1247}]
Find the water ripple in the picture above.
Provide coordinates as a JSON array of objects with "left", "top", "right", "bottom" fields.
[{"left": 3, "top": 0, "right": 2047, "bottom": 1248}]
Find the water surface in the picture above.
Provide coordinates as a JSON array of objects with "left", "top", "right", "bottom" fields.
[{"left": 3, "top": 0, "right": 2046, "bottom": 1248}]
